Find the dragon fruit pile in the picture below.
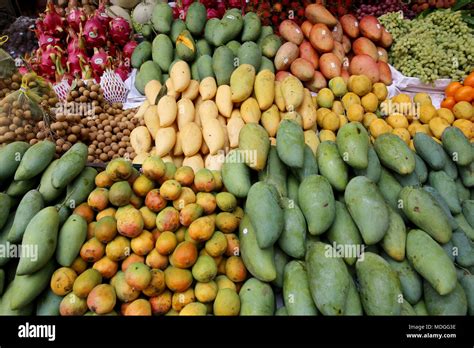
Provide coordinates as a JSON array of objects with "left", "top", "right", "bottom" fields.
[
  {"left": 31, "top": 0, "right": 136, "bottom": 83},
  {"left": 173, "top": 0, "right": 227, "bottom": 20}
]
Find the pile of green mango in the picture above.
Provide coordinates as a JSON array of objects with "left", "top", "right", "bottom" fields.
[
  {"left": 131, "top": 2, "right": 280, "bottom": 94},
  {"left": 222, "top": 121, "right": 474, "bottom": 315},
  {"left": 0, "top": 141, "right": 97, "bottom": 315}
]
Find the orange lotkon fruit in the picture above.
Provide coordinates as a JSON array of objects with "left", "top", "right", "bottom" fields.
[
  {"left": 440, "top": 97, "right": 456, "bottom": 110},
  {"left": 445, "top": 81, "right": 462, "bottom": 97},
  {"left": 463, "top": 72, "right": 474, "bottom": 88},
  {"left": 454, "top": 86, "right": 474, "bottom": 103}
]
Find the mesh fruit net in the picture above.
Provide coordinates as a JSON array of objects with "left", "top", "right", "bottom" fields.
[{"left": 100, "top": 69, "right": 129, "bottom": 104}]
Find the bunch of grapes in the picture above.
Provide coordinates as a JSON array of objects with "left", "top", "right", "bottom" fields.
[
  {"left": 1, "top": 17, "right": 37, "bottom": 59},
  {"left": 410, "top": 0, "right": 458, "bottom": 14},
  {"left": 379, "top": 10, "right": 474, "bottom": 83},
  {"left": 353, "top": 0, "right": 416, "bottom": 20}
]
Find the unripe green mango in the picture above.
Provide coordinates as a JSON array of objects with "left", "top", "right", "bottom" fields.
[
  {"left": 399, "top": 187, "right": 452, "bottom": 244},
  {"left": 345, "top": 176, "right": 389, "bottom": 245},
  {"left": 354, "top": 146, "right": 381, "bottom": 183},
  {"left": 356, "top": 252, "right": 402, "bottom": 315},
  {"left": 317, "top": 141, "right": 348, "bottom": 191},
  {"left": 239, "top": 278, "right": 275, "bottom": 315},
  {"left": 424, "top": 281, "right": 467, "bottom": 315},
  {"left": 374, "top": 133, "right": 415, "bottom": 175},
  {"left": 298, "top": 175, "right": 335, "bottom": 236},
  {"left": 283, "top": 261, "right": 317, "bottom": 316},
  {"left": 336, "top": 121, "right": 369, "bottom": 170},
  {"left": 406, "top": 229, "right": 457, "bottom": 296}
]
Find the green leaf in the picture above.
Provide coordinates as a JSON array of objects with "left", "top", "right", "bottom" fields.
[{"left": 453, "top": 0, "right": 472, "bottom": 11}]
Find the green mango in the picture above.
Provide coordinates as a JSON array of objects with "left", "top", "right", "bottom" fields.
[
  {"left": 56, "top": 214, "right": 88, "bottom": 267},
  {"left": 237, "top": 41, "right": 262, "bottom": 71},
  {"left": 0, "top": 283, "right": 34, "bottom": 315},
  {"left": 377, "top": 168, "right": 403, "bottom": 211},
  {"left": 423, "top": 185, "right": 459, "bottom": 230},
  {"left": 152, "top": 34, "right": 173, "bottom": 73},
  {"left": 317, "top": 140, "right": 348, "bottom": 191},
  {"left": 151, "top": 2, "right": 173, "bottom": 34},
  {"left": 241, "top": 12, "right": 261, "bottom": 42},
  {"left": 212, "top": 45, "right": 235, "bottom": 86},
  {"left": 298, "top": 175, "right": 335, "bottom": 235},
  {"left": 291, "top": 145, "right": 318, "bottom": 182},
  {"left": 374, "top": 133, "right": 415, "bottom": 175},
  {"left": 356, "top": 252, "right": 402, "bottom": 315},
  {"left": 197, "top": 54, "right": 214, "bottom": 79},
  {"left": 463, "top": 200, "right": 474, "bottom": 228},
  {"left": 413, "top": 132, "right": 446, "bottom": 170},
  {"left": 63, "top": 167, "right": 98, "bottom": 210},
  {"left": 259, "top": 56, "right": 275, "bottom": 73},
  {"left": 239, "top": 215, "right": 276, "bottom": 282},
  {"left": 454, "top": 213, "right": 474, "bottom": 240},
  {"left": 401, "top": 301, "right": 416, "bottom": 315},
  {"left": 245, "top": 182, "right": 283, "bottom": 248},
  {"left": 441, "top": 150, "right": 458, "bottom": 180},
  {"left": 459, "top": 162, "right": 473, "bottom": 188},
  {"left": 456, "top": 179, "right": 471, "bottom": 203},
  {"left": 10, "top": 260, "right": 56, "bottom": 310},
  {"left": 428, "top": 170, "right": 461, "bottom": 214},
  {"left": 382, "top": 253, "right": 422, "bottom": 305},
  {"left": 277, "top": 120, "right": 305, "bottom": 168},
  {"left": 185, "top": 2, "right": 207, "bottom": 36},
  {"left": 0, "top": 194, "right": 11, "bottom": 231},
  {"left": 327, "top": 201, "right": 363, "bottom": 266},
  {"left": 38, "top": 160, "right": 64, "bottom": 203},
  {"left": 278, "top": 198, "right": 306, "bottom": 259},
  {"left": 170, "top": 19, "right": 187, "bottom": 42},
  {"left": 306, "top": 241, "right": 351, "bottom": 315},
  {"left": 0, "top": 141, "right": 30, "bottom": 181},
  {"left": 354, "top": 146, "right": 381, "bottom": 183},
  {"left": 176, "top": 30, "right": 196, "bottom": 62},
  {"left": 441, "top": 126, "right": 473, "bottom": 166},
  {"left": 345, "top": 176, "right": 389, "bottom": 245},
  {"left": 239, "top": 278, "right": 275, "bottom": 315},
  {"left": 271, "top": 246, "right": 289, "bottom": 289},
  {"left": 16, "top": 207, "right": 59, "bottom": 276},
  {"left": 399, "top": 187, "right": 452, "bottom": 244},
  {"left": 36, "top": 289, "right": 62, "bottom": 315},
  {"left": 226, "top": 40, "right": 241, "bottom": 57},
  {"left": 414, "top": 153, "right": 428, "bottom": 183},
  {"left": 287, "top": 174, "right": 299, "bottom": 206},
  {"left": 256, "top": 25, "right": 273, "bottom": 45},
  {"left": 260, "top": 34, "right": 282, "bottom": 59},
  {"left": 221, "top": 150, "right": 252, "bottom": 198},
  {"left": 7, "top": 190, "right": 44, "bottom": 243},
  {"left": 380, "top": 206, "right": 406, "bottom": 262},
  {"left": 14, "top": 140, "right": 55, "bottom": 181},
  {"left": 406, "top": 229, "right": 457, "bottom": 296},
  {"left": 344, "top": 277, "right": 363, "bottom": 315},
  {"left": 283, "top": 261, "right": 318, "bottom": 315},
  {"left": 258, "top": 145, "right": 287, "bottom": 197},
  {"left": 336, "top": 121, "right": 369, "bottom": 170},
  {"left": 424, "top": 281, "right": 467, "bottom": 315},
  {"left": 452, "top": 231, "right": 474, "bottom": 267},
  {"left": 413, "top": 300, "right": 429, "bottom": 315},
  {"left": 196, "top": 39, "right": 212, "bottom": 57},
  {"left": 204, "top": 18, "right": 219, "bottom": 46},
  {"left": 459, "top": 273, "right": 474, "bottom": 315},
  {"left": 131, "top": 41, "right": 152, "bottom": 69}
]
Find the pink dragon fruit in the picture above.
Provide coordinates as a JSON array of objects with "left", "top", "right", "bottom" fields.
[
  {"left": 83, "top": 15, "right": 107, "bottom": 48},
  {"left": 37, "top": 45, "right": 64, "bottom": 81},
  {"left": 35, "top": 29, "right": 60, "bottom": 49},
  {"left": 67, "top": 28, "right": 86, "bottom": 55},
  {"left": 36, "top": 0, "right": 64, "bottom": 37},
  {"left": 95, "top": 0, "right": 111, "bottom": 27},
  {"left": 109, "top": 17, "right": 132, "bottom": 47},
  {"left": 90, "top": 48, "right": 111, "bottom": 79},
  {"left": 67, "top": 52, "right": 88, "bottom": 79},
  {"left": 115, "top": 62, "right": 131, "bottom": 81},
  {"left": 67, "top": 8, "right": 86, "bottom": 32},
  {"left": 123, "top": 41, "right": 138, "bottom": 60}
]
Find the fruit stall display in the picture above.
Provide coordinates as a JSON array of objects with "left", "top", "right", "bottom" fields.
[{"left": 0, "top": 0, "right": 473, "bottom": 317}]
